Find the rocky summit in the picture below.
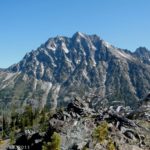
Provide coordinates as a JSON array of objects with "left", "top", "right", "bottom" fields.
[{"left": 6, "top": 95, "right": 150, "bottom": 150}]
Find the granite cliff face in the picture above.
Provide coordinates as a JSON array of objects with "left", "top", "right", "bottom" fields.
[{"left": 1, "top": 32, "right": 150, "bottom": 109}]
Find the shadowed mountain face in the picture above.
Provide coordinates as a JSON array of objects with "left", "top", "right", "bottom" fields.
[{"left": 1, "top": 32, "right": 150, "bottom": 109}]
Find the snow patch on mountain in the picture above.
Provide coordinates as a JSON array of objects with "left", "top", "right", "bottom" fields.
[
  {"left": 2, "top": 73, "right": 16, "bottom": 82},
  {"left": 40, "top": 63, "right": 44, "bottom": 77},
  {"left": 82, "top": 69, "right": 89, "bottom": 81},
  {"left": 41, "top": 82, "right": 52, "bottom": 107},
  {"left": 102, "top": 41, "right": 112, "bottom": 49},
  {"left": 1, "top": 72, "right": 20, "bottom": 89},
  {"left": 114, "top": 50, "right": 134, "bottom": 60},
  {"left": 33, "top": 79, "right": 37, "bottom": 91},
  {"left": 46, "top": 41, "right": 56, "bottom": 51},
  {"left": 61, "top": 42, "right": 69, "bottom": 53},
  {"left": 92, "top": 58, "right": 96, "bottom": 67},
  {"left": 77, "top": 32, "right": 87, "bottom": 39}
]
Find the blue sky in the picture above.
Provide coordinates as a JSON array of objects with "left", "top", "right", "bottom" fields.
[{"left": 0, "top": 0, "right": 150, "bottom": 68}]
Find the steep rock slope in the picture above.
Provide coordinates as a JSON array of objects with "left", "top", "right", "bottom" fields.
[{"left": 1, "top": 32, "right": 150, "bottom": 109}]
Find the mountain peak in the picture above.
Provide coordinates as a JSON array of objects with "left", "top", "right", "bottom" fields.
[
  {"left": 134, "top": 47, "right": 150, "bottom": 64},
  {"left": 72, "top": 31, "right": 88, "bottom": 39},
  {"left": 3, "top": 32, "right": 150, "bottom": 111},
  {"left": 135, "top": 47, "right": 149, "bottom": 55}
]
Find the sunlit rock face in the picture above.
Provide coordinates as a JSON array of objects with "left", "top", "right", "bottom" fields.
[{"left": 1, "top": 32, "right": 150, "bottom": 109}]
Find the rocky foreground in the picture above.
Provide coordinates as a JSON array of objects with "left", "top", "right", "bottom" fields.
[{"left": 7, "top": 94, "right": 150, "bottom": 150}]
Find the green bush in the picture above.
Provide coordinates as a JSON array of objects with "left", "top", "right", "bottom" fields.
[
  {"left": 82, "top": 146, "right": 88, "bottom": 150},
  {"left": 93, "top": 121, "right": 109, "bottom": 143},
  {"left": 42, "top": 132, "right": 61, "bottom": 150},
  {"left": 106, "top": 139, "right": 115, "bottom": 150},
  {"left": 10, "top": 130, "right": 15, "bottom": 144}
]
